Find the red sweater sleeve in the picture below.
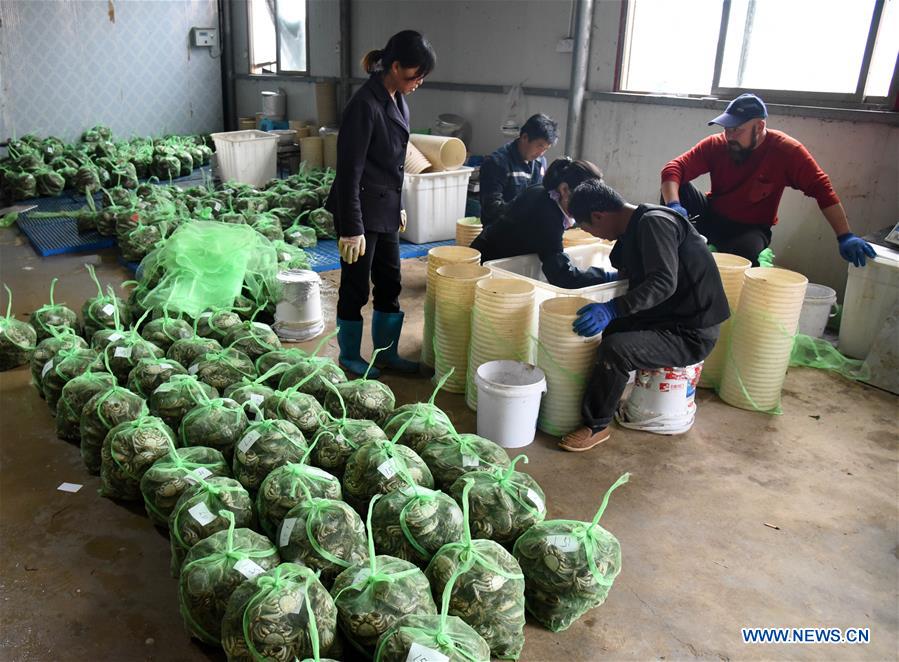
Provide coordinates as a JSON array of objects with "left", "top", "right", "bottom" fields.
[
  {"left": 782, "top": 138, "right": 841, "bottom": 209},
  {"left": 661, "top": 134, "right": 718, "bottom": 185}
]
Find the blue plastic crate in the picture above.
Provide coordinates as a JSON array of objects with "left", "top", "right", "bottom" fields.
[
  {"left": 304, "top": 238, "right": 456, "bottom": 273},
  {"left": 16, "top": 194, "right": 115, "bottom": 257}
]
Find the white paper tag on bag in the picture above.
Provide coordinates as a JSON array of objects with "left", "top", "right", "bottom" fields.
[
  {"left": 188, "top": 363, "right": 200, "bottom": 375},
  {"left": 108, "top": 332, "right": 124, "bottom": 343},
  {"left": 279, "top": 517, "right": 297, "bottom": 547},
  {"left": 238, "top": 430, "right": 261, "bottom": 453},
  {"left": 248, "top": 393, "right": 265, "bottom": 406},
  {"left": 377, "top": 458, "right": 399, "bottom": 479},
  {"left": 184, "top": 466, "right": 213, "bottom": 485},
  {"left": 41, "top": 359, "right": 54, "bottom": 378},
  {"left": 101, "top": 303, "right": 116, "bottom": 316},
  {"left": 303, "top": 466, "right": 333, "bottom": 479},
  {"left": 114, "top": 346, "right": 132, "bottom": 359},
  {"left": 526, "top": 488, "right": 545, "bottom": 513},
  {"left": 188, "top": 502, "right": 216, "bottom": 526},
  {"left": 353, "top": 568, "right": 371, "bottom": 585},
  {"left": 546, "top": 534, "right": 579, "bottom": 553},
  {"left": 213, "top": 202, "right": 222, "bottom": 212},
  {"left": 252, "top": 322, "right": 270, "bottom": 331},
  {"left": 406, "top": 643, "right": 449, "bottom": 662},
  {"left": 461, "top": 454, "right": 480, "bottom": 468},
  {"left": 155, "top": 382, "right": 174, "bottom": 394},
  {"left": 233, "top": 558, "right": 266, "bottom": 579}
]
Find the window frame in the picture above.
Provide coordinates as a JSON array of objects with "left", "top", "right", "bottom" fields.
[
  {"left": 247, "top": 0, "right": 310, "bottom": 77},
  {"left": 617, "top": 0, "right": 899, "bottom": 110}
]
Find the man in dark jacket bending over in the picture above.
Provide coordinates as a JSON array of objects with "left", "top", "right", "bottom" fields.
[{"left": 559, "top": 180, "right": 730, "bottom": 452}]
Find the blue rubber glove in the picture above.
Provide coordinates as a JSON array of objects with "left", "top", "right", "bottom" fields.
[
  {"left": 573, "top": 301, "right": 618, "bottom": 337},
  {"left": 837, "top": 233, "right": 876, "bottom": 267},
  {"left": 602, "top": 268, "right": 618, "bottom": 283},
  {"left": 666, "top": 201, "right": 689, "bottom": 219}
]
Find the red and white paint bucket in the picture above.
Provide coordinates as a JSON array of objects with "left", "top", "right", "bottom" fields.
[{"left": 616, "top": 362, "right": 704, "bottom": 435}]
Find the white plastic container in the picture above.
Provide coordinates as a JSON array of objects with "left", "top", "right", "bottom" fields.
[
  {"left": 475, "top": 360, "right": 546, "bottom": 448},
  {"left": 273, "top": 270, "right": 324, "bottom": 342},
  {"left": 798, "top": 284, "right": 838, "bottom": 338},
  {"left": 402, "top": 167, "right": 474, "bottom": 244},
  {"left": 838, "top": 256, "right": 899, "bottom": 359},
  {"left": 616, "top": 363, "right": 704, "bottom": 435},
  {"left": 210, "top": 130, "right": 279, "bottom": 187}
]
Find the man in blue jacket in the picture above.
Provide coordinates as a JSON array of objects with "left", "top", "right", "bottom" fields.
[{"left": 479, "top": 113, "right": 558, "bottom": 226}]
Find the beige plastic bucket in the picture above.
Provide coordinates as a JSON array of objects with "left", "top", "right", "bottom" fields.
[
  {"left": 434, "top": 264, "right": 492, "bottom": 392},
  {"left": 300, "top": 137, "right": 324, "bottom": 169},
  {"left": 455, "top": 217, "right": 483, "bottom": 247},
  {"left": 536, "top": 297, "right": 600, "bottom": 436},
  {"left": 405, "top": 142, "right": 432, "bottom": 174},
  {"left": 465, "top": 278, "right": 536, "bottom": 409},
  {"left": 562, "top": 228, "right": 603, "bottom": 247},
  {"left": 409, "top": 134, "right": 466, "bottom": 171},
  {"left": 719, "top": 267, "right": 808, "bottom": 412},
  {"left": 422, "top": 246, "right": 481, "bottom": 367},
  {"left": 699, "top": 253, "right": 751, "bottom": 388},
  {"left": 323, "top": 133, "right": 338, "bottom": 169}
]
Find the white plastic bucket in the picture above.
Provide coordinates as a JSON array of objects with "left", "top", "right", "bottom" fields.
[
  {"left": 616, "top": 363, "right": 703, "bottom": 435},
  {"left": 798, "top": 283, "right": 838, "bottom": 338},
  {"left": 475, "top": 360, "right": 547, "bottom": 448},
  {"left": 273, "top": 270, "right": 324, "bottom": 342},
  {"left": 838, "top": 256, "right": 899, "bottom": 359}
]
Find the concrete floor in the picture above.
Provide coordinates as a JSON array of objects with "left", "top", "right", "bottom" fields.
[{"left": 1, "top": 228, "right": 897, "bottom": 661}]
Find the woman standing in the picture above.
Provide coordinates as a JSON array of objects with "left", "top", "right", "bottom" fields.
[
  {"left": 326, "top": 30, "right": 436, "bottom": 377},
  {"left": 470, "top": 158, "right": 615, "bottom": 288}
]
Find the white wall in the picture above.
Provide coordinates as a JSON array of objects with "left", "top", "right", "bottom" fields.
[{"left": 232, "top": 0, "right": 899, "bottom": 296}]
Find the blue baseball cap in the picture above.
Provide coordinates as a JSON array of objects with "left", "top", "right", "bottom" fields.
[{"left": 709, "top": 93, "right": 768, "bottom": 128}]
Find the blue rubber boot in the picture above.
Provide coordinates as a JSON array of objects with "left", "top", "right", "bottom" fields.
[
  {"left": 372, "top": 310, "right": 420, "bottom": 373},
  {"left": 337, "top": 318, "right": 381, "bottom": 379}
]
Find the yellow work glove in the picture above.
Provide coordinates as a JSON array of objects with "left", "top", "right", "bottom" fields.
[
  {"left": 338, "top": 235, "right": 366, "bottom": 264},
  {"left": 400, "top": 209, "right": 407, "bottom": 233}
]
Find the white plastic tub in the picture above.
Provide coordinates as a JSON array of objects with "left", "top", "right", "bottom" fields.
[
  {"left": 402, "top": 167, "right": 474, "bottom": 244},
  {"left": 475, "top": 360, "right": 546, "bottom": 448},
  {"left": 210, "top": 129, "right": 278, "bottom": 187},
  {"left": 838, "top": 254, "right": 899, "bottom": 359},
  {"left": 798, "top": 283, "right": 837, "bottom": 338}
]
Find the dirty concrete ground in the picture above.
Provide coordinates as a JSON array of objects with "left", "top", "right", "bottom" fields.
[{"left": 0, "top": 230, "right": 896, "bottom": 661}]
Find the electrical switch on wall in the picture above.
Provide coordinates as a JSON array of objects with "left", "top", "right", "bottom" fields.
[{"left": 190, "top": 27, "right": 217, "bottom": 48}]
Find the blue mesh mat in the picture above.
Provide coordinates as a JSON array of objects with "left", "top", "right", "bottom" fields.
[
  {"left": 15, "top": 193, "right": 115, "bottom": 256},
  {"left": 304, "top": 238, "right": 456, "bottom": 272}
]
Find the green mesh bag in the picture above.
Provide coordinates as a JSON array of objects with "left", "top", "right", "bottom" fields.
[
  {"left": 126, "top": 356, "right": 187, "bottom": 399},
  {"left": 256, "top": 448, "right": 342, "bottom": 540},
  {"left": 374, "top": 553, "right": 491, "bottom": 662},
  {"left": 169, "top": 475, "right": 255, "bottom": 576},
  {"left": 278, "top": 333, "right": 347, "bottom": 401},
  {"left": 190, "top": 347, "right": 256, "bottom": 391},
  {"left": 148, "top": 373, "right": 218, "bottom": 430},
  {"left": 232, "top": 417, "right": 308, "bottom": 492},
  {"left": 277, "top": 492, "right": 367, "bottom": 589},
  {"left": 56, "top": 368, "right": 117, "bottom": 442},
  {"left": 80, "top": 385, "right": 148, "bottom": 474},
  {"left": 223, "top": 319, "right": 282, "bottom": 362},
  {"left": 371, "top": 483, "right": 464, "bottom": 568},
  {"left": 324, "top": 361, "right": 396, "bottom": 423},
  {"left": 448, "top": 455, "right": 546, "bottom": 547},
  {"left": 513, "top": 473, "right": 628, "bottom": 632},
  {"left": 285, "top": 223, "right": 318, "bottom": 249},
  {"left": 310, "top": 416, "right": 387, "bottom": 480},
  {"left": 382, "top": 372, "right": 456, "bottom": 454},
  {"left": 139, "top": 221, "right": 279, "bottom": 318},
  {"left": 179, "top": 511, "right": 280, "bottom": 645},
  {"left": 222, "top": 368, "right": 278, "bottom": 412},
  {"left": 166, "top": 336, "right": 222, "bottom": 371},
  {"left": 81, "top": 264, "right": 130, "bottom": 340},
  {"left": 0, "top": 285, "right": 37, "bottom": 371},
  {"left": 29, "top": 278, "right": 79, "bottom": 342},
  {"left": 140, "top": 442, "right": 230, "bottom": 527},
  {"left": 42, "top": 346, "right": 104, "bottom": 413},
  {"left": 342, "top": 437, "right": 434, "bottom": 515},
  {"left": 789, "top": 333, "right": 870, "bottom": 381},
  {"left": 31, "top": 327, "right": 87, "bottom": 396},
  {"left": 89, "top": 323, "right": 128, "bottom": 354},
  {"left": 103, "top": 310, "right": 165, "bottom": 383},
  {"left": 100, "top": 415, "right": 175, "bottom": 500},
  {"left": 179, "top": 395, "right": 249, "bottom": 460},
  {"left": 425, "top": 481, "right": 526, "bottom": 660},
  {"left": 264, "top": 381, "right": 328, "bottom": 439},
  {"left": 221, "top": 563, "right": 341, "bottom": 661},
  {"left": 330, "top": 496, "right": 437, "bottom": 655},
  {"left": 140, "top": 310, "right": 194, "bottom": 353},
  {"left": 256, "top": 348, "right": 308, "bottom": 386},
  {"left": 420, "top": 432, "right": 511, "bottom": 492},
  {"left": 195, "top": 308, "right": 242, "bottom": 342}
]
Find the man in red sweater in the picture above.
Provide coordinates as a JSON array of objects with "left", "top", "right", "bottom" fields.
[{"left": 661, "top": 93, "right": 875, "bottom": 267}]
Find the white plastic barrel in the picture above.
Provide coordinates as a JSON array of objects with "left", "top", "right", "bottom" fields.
[
  {"left": 616, "top": 363, "right": 704, "bottom": 435},
  {"left": 798, "top": 284, "right": 838, "bottom": 338},
  {"left": 838, "top": 256, "right": 899, "bottom": 359},
  {"left": 422, "top": 246, "right": 481, "bottom": 368},
  {"left": 475, "top": 360, "right": 546, "bottom": 448},
  {"left": 273, "top": 270, "right": 324, "bottom": 342}
]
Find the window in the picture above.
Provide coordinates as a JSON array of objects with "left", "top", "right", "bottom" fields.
[
  {"left": 248, "top": 0, "right": 308, "bottom": 75},
  {"left": 619, "top": 0, "right": 899, "bottom": 107}
]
